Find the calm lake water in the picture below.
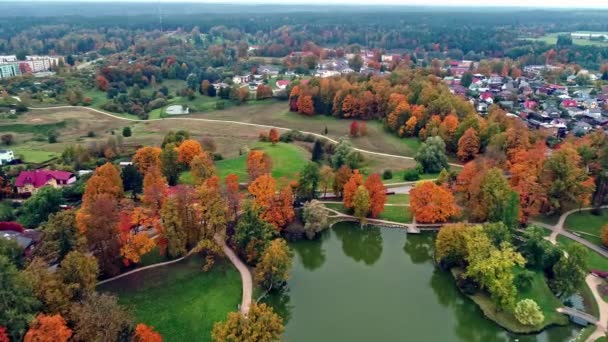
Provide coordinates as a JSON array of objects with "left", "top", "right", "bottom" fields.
[{"left": 266, "top": 222, "right": 581, "bottom": 342}]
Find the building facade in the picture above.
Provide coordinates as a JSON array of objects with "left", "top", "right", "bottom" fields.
[{"left": 0, "top": 63, "right": 20, "bottom": 79}]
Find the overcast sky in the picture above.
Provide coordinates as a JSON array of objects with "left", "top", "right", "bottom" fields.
[{"left": 13, "top": 0, "right": 608, "bottom": 8}]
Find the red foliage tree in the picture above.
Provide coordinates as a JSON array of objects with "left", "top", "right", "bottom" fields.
[
  {"left": 364, "top": 173, "right": 387, "bottom": 218},
  {"left": 350, "top": 121, "right": 360, "bottom": 137},
  {"left": 269, "top": 128, "right": 279, "bottom": 145},
  {"left": 246, "top": 150, "right": 273, "bottom": 181},
  {"left": 95, "top": 75, "right": 109, "bottom": 91},
  {"left": 343, "top": 170, "right": 364, "bottom": 209},
  {"left": 134, "top": 324, "right": 163, "bottom": 342}
]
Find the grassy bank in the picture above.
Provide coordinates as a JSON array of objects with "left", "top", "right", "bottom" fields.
[
  {"left": 565, "top": 209, "right": 607, "bottom": 247},
  {"left": 451, "top": 268, "right": 568, "bottom": 334},
  {"left": 557, "top": 236, "right": 608, "bottom": 271},
  {"left": 98, "top": 258, "right": 241, "bottom": 342}
]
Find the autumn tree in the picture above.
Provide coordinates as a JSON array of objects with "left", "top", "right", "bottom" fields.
[
  {"left": 190, "top": 152, "right": 216, "bottom": 184},
  {"left": 332, "top": 165, "right": 352, "bottom": 198},
  {"left": 434, "top": 223, "right": 469, "bottom": 268},
  {"left": 268, "top": 128, "right": 279, "bottom": 145},
  {"left": 24, "top": 314, "right": 72, "bottom": 342},
  {"left": 410, "top": 181, "right": 459, "bottom": 223},
  {"left": 95, "top": 75, "right": 109, "bottom": 91},
  {"left": 246, "top": 150, "right": 273, "bottom": 181},
  {"left": 212, "top": 303, "right": 284, "bottom": 342},
  {"left": 68, "top": 292, "right": 134, "bottom": 342},
  {"left": 132, "top": 146, "right": 162, "bottom": 175},
  {"left": 58, "top": 251, "right": 98, "bottom": 300},
  {"left": 79, "top": 162, "right": 123, "bottom": 205},
  {"left": 121, "top": 165, "right": 143, "bottom": 199},
  {"left": 224, "top": 174, "right": 242, "bottom": 221},
  {"left": 541, "top": 146, "right": 595, "bottom": 213},
  {"left": 134, "top": 324, "right": 163, "bottom": 342},
  {"left": 480, "top": 168, "right": 520, "bottom": 227},
  {"left": 342, "top": 170, "right": 364, "bottom": 209},
  {"left": 22, "top": 258, "right": 73, "bottom": 314},
  {"left": 302, "top": 200, "right": 329, "bottom": 239},
  {"left": 160, "top": 186, "right": 200, "bottom": 258},
  {"left": 457, "top": 128, "right": 480, "bottom": 162},
  {"left": 352, "top": 185, "right": 371, "bottom": 220},
  {"left": 197, "top": 177, "right": 228, "bottom": 244},
  {"left": 297, "top": 95, "right": 314, "bottom": 115},
  {"left": 350, "top": 121, "right": 360, "bottom": 137},
  {"left": 364, "top": 173, "right": 386, "bottom": 218},
  {"left": 248, "top": 174, "right": 276, "bottom": 208},
  {"left": 255, "top": 239, "right": 293, "bottom": 293},
  {"left": 234, "top": 203, "right": 277, "bottom": 264},
  {"left": 464, "top": 226, "right": 525, "bottom": 309},
  {"left": 177, "top": 139, "right": 203, "bottom": 166},
  {"left": 141, "top": 166, "right": 168, "bottom": 213},
  {"left": 508, "top": 142, "right": 547, "bottom": 223},
  {"left": 319, "top": 165, "right": 335, "bottom": 198}
]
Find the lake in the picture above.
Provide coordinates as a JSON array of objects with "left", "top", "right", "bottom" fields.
[{"left": 266, "top": 222, "right": 581, "bottom": 342}]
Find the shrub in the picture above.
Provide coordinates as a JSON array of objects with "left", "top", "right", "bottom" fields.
[
  {"left": 456, "top": 274, "right": 479, "bottom": 295},
  {"left": 403, "top": 168, "right": 420, "bottom": 181},
  {"left": 514, "top": 299, "right": 544, "bottom": 326},
  {"left": 382, "top": 170, "right": 393, "bottom": 180},
  {"left": 87, "top": 131, "right": 96, "bottom": 138},
  {"left": 514, "top": 270, "right": 535, "bottom": 291},
  {"left": 47, "top": 130, "right": 59, "bottom": 143},
  {"left": 215, "top": 101, "right": 225, "bottom": 110},
  {"left": 601, "top": 225, "right": 608, "bottom": 247},
  {"left": 212, "top": 153, "right": 224, "bottom": 161},
  {"left": 122, "top": 127, "right": 132, "bottom": 137},
  {"left": 258, "top": 132, "right": 269, "bottom": 142}
]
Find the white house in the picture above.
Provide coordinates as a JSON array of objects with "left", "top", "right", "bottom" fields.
[{"left": 0, "top": 150, "right": 14, "bottom": 165}]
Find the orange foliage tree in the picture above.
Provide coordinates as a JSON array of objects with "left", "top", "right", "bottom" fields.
[
  {"left": 80, "top": 162, "right": 123, "bottom": 205},
  {"left": 177, "top": 139, "right": 203, "bottom": 165},
  {"left": 134, "top": 324, "right": 163, "bottom": 342},
  {"left": 343, "top": 170, "right": 364, "bottom": 209},
  {"left": 262, "top": 185, "right": 295, "bottom": 230},
  {"left": 246, "top": 150, "right": 273, "bottom": 181},
  {"left": 508, "top": 142, "right": 547, "bottom": 222},
  {"left": 297, "top": 95, "right": 314, "bottom": 115},
  {"left": 142, "top": 166, "right": 168, "bottom": 213},
  {"left": 248, "top": 174, "right": 276, "bottom": 208},
  {"left": 333, "top": 165, "right": 352, "bottom": 198},
  {"left": 457, "top": 127, "right": 480, "bottom": 162},
  {"left": 224, "top": 174, "right": 241, "bottom": 221},
  {"left": 190, "top": 151, "right": 216, "bottom": 184},
  {"left": 269, "top": 128, "right": 279, "bottom": 145},
  {"left": 410, "top": 181, "right": 459, "bottom": 223},
  {"left": 132, "top": 146, "right": 162, "bottom": 175},
  {"left": 24, "top": 314, "right": 72, "bottom": 342},
  {"left": 364, "top": 173, "right": 387, "bottom": 218}
]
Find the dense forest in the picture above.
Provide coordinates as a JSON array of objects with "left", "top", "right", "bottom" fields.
[{"left": 2, "top": 4, "right": 608, "bottom": 69}]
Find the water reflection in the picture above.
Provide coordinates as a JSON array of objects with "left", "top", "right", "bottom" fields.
[
  {"left": 333, "top": 224, "right": 383, "bottom": 265},
  {"left": 264, "top": 286, "right": 294, "bottom": 325},
  {"left": 403, "top": 231, "right": 434, "bottom": 264},
  {"left": 292, "top": 235, "right": 327, "bottom": 271}
]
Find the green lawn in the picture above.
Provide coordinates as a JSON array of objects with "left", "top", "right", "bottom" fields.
[
  {"left": 12, "top": 148, "right": 59, "bottom": 163},
  {"left": 386, "top": 194, "right": 410, "bottom": 205},
  {"left": 0, "top": 121, "right": 68, "bottom": 135},
  {"left": 557, "top": 235, "right": 608, "bottom": 271},
  {"left": 383, "top": 171, "right": 441, "bottom": 184},
  {"left": 324, "top": 202, "right": 412, "bottom": 224},
  {"left": 98, "top": 258, "right": 241, "bottom": 342},
  {"left": 180, "top": 142, "right": 310, "bottom": 185},
  {"left": 565, "top": 209, "right": 607, "bottom": 247},
  {"left": 453, "top": 268, "right": 568, "bottom": 333},
  {"left": 521, "top": 32, "right": 608, "bottom": 47}
]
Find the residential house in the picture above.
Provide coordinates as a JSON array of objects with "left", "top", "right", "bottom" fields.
[
  {"left": 573, "top": 121, "right": 593, "bottom": 135},
  {"left": 561, "top": 99, "right": 578, "bottom": 108},
  {"left": 258, "top": 65, "right": 280, "bottom": 77},
  {"left": 15, "top": 170, "right": 76, "bottom": 194},
  {"left": 0, "top": 149, "right": 14, "bottom": 165},
  {"left": 276, "top": 80, "right": 290, "bottom": 90},
  {"left": 232, "top": 75, "right": 251, "bottom": 85}
]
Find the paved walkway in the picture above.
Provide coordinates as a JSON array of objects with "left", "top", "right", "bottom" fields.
[
  {"left": 532, "top": 207, "right": 608, "bottom": 341},
  {"left": 215, "top": 235, "right": 252, "bottom": 315},
  {"left": 29, "top": 105, "right": 462, "bottom": 168},
  {"left": 531, "top": 206, "right": 608, "bottom": 258},
  {"left": 586, "top": 274, "right": 608, "bottom": 341}
]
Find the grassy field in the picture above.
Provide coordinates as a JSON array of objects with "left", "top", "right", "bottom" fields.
[
  {"left": 565, "top": 209, "right": 607, "bottom": 247},
  {"left": 522, "top": 32, "right": 608, "bottom": 47},
  {"left": 557, "top": 235, "right": 608, "bottom": 271},
  {"left": 386, "top": 194, "right": 410, "bottom": 205},
  {"left": 98, "top": 258, "right": 240, "bottom": 342},
  {"left": 12, "top": 148, "right": 59, "bottom": 163},
  {"left": 180, "top": 141, "right": 310, "bottom": 184},
  {"left": 453, "top": 268, "right": 568, "bottom": 333}
]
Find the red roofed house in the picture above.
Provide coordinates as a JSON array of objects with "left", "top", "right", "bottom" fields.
[
  {"left": 561, "top": 99, "right": 578, "bottom": 108},
  {"left": 524, "top": 100, "right": 537, "bottom": 110},
  {"left": 276, "top": 80, "right": 290, "bottom": 90},
  {"left": 15, "top": 170, "right": 76, "bottom": 194}
]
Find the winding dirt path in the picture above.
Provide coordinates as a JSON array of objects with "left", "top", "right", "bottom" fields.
[
  {"left": 29, "top": 105, "right": 462, "bottom": 167},
  {"left": 215, "top": 235, "right": 252, "bottom": 315}
]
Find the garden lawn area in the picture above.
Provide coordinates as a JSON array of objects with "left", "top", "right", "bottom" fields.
[
  {"left": 98, "top": 258, "right": 241, "bottom": 342},
  {"left": 378, "top": 206, "right": 412, "bottom": 223},
  {"left": 180, "top": 142, "right": 309, "bottom": 185},
  {"left": 452, "top": 268, "right": 568, "bottom": 333},
  {"left": 323, "top": 202, "right": 412, "bottom": 224},
  {"left": 557, "top": 235, "right": 608, "bottom": 271},
  {"left": 565, "top": 209, "right": 607, "bottom": 247},
  {"left": 386, "top": 194, "right": 409, "bottom": 205},
  {"left": 531, "top": 214, "right": 561, "bottom": 226},
  {"left": 0, "top": 121, "right": 68, "bottom": 134},
  {"left": 382, "top": 171, "right": 440, "bottom": 184},
  {"left": 12, "top": 148, "right": 59, "bottom": 163}
]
